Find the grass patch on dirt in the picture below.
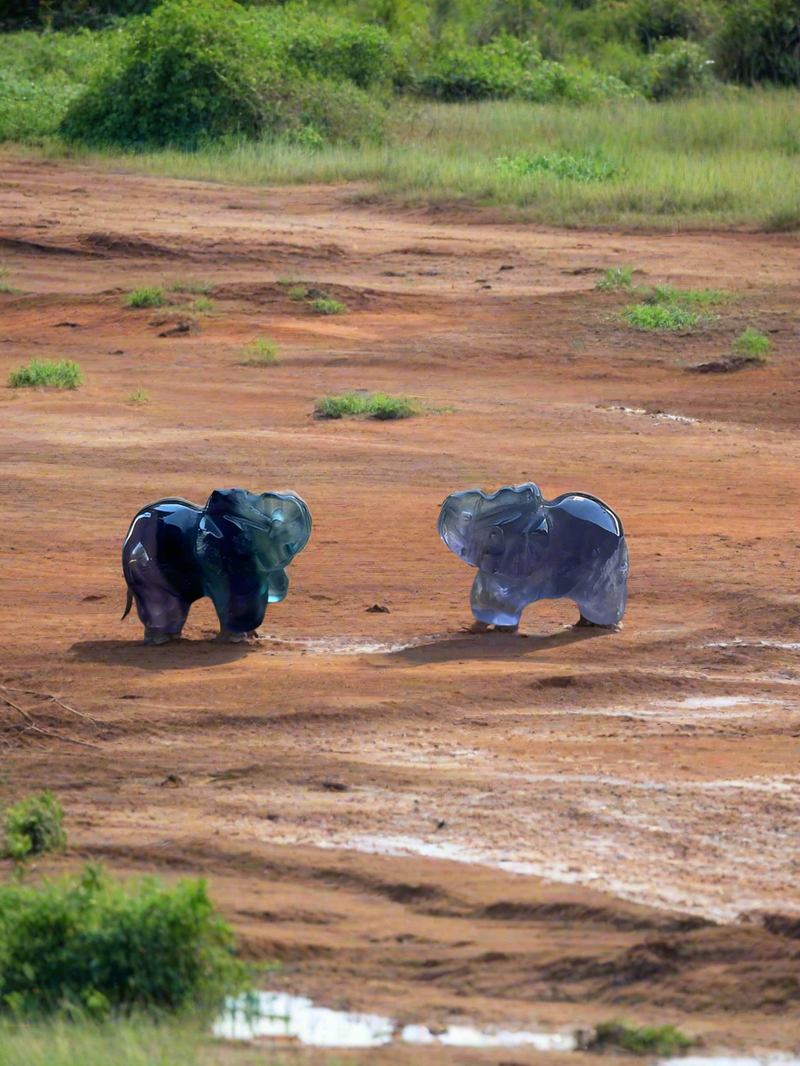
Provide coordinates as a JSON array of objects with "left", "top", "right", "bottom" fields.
[
  {"left": 125, "top": 287, "right": 165, "bottom": 310},
  {"left": 125, "top": 388, "right": 149, "bottom": 406},
  {"left": 192, "top": 297, "right": 215, "bottom": 313},
  {"left": 0, "top": 269, "right": 20, "bottom": 294},
  {"left": 622, "top": 304, "right": 702, "bottom": 330},
  {"left": 55, "top": 92, "right": 800, "bottom": 228},
  {"left": 8, "top": 359, "right": 83, "bottom": 389},
  {"left": 595, "top": 266, "right": 634, "bottom": 291},
  {"left": 589, "top": 1020, "right": 693, "bottom": 1055},
  {"left": 315, "top": 392, "right": 417, "bottom": 420},
  {"left": 170, "top": 281, "right": 213, "bottom": 295},
  {"left": 733, "top": 326, "right": 771, "bottom": 357},
  {"left": 311, "top": 297, "right": 348, "bottom": 315},
  {"left": 240, "top": 338, "right": 279, "bottom": 366},
  {"left": 647, "top": 284, "right": 730, "bottom": 307}
]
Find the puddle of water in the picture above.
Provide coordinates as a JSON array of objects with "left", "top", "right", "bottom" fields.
[
  {"left": 214, "top": 991, "right": 576, "bottom": 1050},
  {"left": 602, "top": 405, "right": 696, "bottom": 425},
  {"left": 706, "top": 641, "right": 800, "bottom": 651},
  {"left": 257, "top": 633, "right": 442, "bottom": 656}
]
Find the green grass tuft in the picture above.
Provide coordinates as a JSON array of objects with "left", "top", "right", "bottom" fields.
[
  {"left": 125, "top": 287, "right": 165, "bottom": 310},
  {"left": 647, "top": 284, "right": 730, "bottom": 307},
  {"left": 169, "top": 280, "right": 213, "bottom": 295},
  {"left": 240, "top": 337, "right": 279, "bottom": 366},
  {"left": 1, "top": 791, "right": 66, "bottom": 863},
  {"left": 496, "top": 152, "right": 617, "bottom": 182},
  {"left": 0, "top": 269, "right": 20, "bottom": 294},
  {"left": 315, "top": 392, "right": 417, "bottom": 420},
  {"left": 732, "top": 326, "right": 770, "bottom": 357},
  {"left": 125, "top": 388, "right": 149, "bottom": 406},
  {"left": 622, "top": 303, "right": 702, "bottom": 330},
  {"left": 288, "top": 285, "right": 309, "bottom": 301},
  {"left": 191, "top": 297, "right": 214, "bottom": 313},
  {"left": 8, "top": 359, "right": 83, "bottom": 389},
  {"left": 595, "top": 266, "right": 634, "bottom": 291},
  {"left": 312, "top": 297, "right": 348, "bottom": 315},
  {"left": 591, "top": 1020, "right": 693, "bottom": 1055}
]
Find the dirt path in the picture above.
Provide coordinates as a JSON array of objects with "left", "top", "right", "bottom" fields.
[{"left": 2, "top": 154, "right": 800, "bottom": 1057}]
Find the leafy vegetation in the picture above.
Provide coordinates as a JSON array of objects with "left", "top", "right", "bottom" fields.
[
  {"left": 596, "top": 266, "right": 634, "bottom": 290},
  {"left": 170, "top": 280, "right": 213, "bottom": 295},
  {"left": 311, "top": 297, "right": 348, "bottom": 314},
  {"left": 288, "top": 285, "right": 309, "bottom": 300},
  {"left": 125, "top": 287, "right": 165, "bottom": 309},
  {"left": 240, "top": 337, "right": 279, "bottom": 365},
  {"left": 315, "top": 392, "right": 417, "bottom": 420},
  {"left": 0, "top": 269, "right": 19, "bottom": 294},
  {"left": 0, "top": 1018, "right": 205, "bottom": 1066},
  {"left": 8, "top": 359, "right": 83, "bottom": 389},
  {"left": 647, "top": 284, "right": 729, "bottom": 306},
  {"left": 192, "top": 297, "right": 214, "bottom": 313},
  {"left": 0, "top": 864, "right": 246, "bottom": 1019},
  {"left": 622, "top": 303, "right": 702, "bottom": 330},
  {"left": 1, "top": 792, "right": 66, "bottom": 862},
  {"left": 125, "top": 388, "right": 149, "bottom": 405},
  {"left": 589, "top": 1020, "right": 693, "bottom": 1055},
  {"left": 733, "top": 326, "right": 771, "bottom": 356},
  {"left": 496, "top": 151, "right": 617, "bottom": 182}
]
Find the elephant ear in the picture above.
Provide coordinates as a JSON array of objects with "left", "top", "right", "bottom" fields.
[{"left": 256, "top": 492, "right": 312, "bottom": 553}]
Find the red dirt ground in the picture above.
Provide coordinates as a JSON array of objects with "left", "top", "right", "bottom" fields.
[{"left": 2, "top": 154, "right": 800, "bottom": 1061}]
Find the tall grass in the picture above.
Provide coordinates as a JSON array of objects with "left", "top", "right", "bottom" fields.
[
  {"left": 0, "top": 1019, "right": 202, "bottom": 1066},
  {"left": 50, "top": 91, "right": 800, "bottom": 227}
]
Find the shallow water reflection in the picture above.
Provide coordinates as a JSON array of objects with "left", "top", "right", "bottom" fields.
[{"left": 214, "top": 990, "right": 577, "bottom": 1050}]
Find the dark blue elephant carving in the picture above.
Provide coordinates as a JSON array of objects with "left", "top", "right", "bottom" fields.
[
  {"left": 122, "top": 488, "right": 311, "bottom": 644},
  {"left": 438, "top": 483, "right": 628, "bottom": 630}
]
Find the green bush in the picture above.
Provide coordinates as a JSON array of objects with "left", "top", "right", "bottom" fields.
[
  {"left": 0, "top": 865, "right": 246, "bottom": 1018},
  {"left": 60, "top": 0, "right": 269, "bottom": 148},
  {"left": 271, "top": 14, "right": 394, "bottom": 89},
  {"left": 717, "top": 0, "right": 800, "bottom": 84},
  {"left": 311, "top": 297, "right": 348, "bottom": 314},
  {"left": 125, "top": 287, "right": 165, "bottom": 308},
  {"left": 622, "top": 303, "right": 702, "bottom": 329},
  {"left": 596, "top": 266, "right": 634, "bottom": 290},
  {"left": 640, "top": 39, "right": 715, "bottom": 99},
  {"left": 1, "top": 793, "right": 66, "bottom": 862},
  {"left": 732, "top": 326, "right": 770, "bottom": 355},
  {"left": 315, "top": 392, "right": 417, "bottom": 419},
  {"left": 591, "top": 1020, "right": 692, "bottom": 1055},
  {"left": 497, "top": 151, "right": 618, "bottom": 182},
  {"left": 628, "top": 0, "right": 716, "bottom": 50},
  {"left": 8, "top": 360, "right": 83, "bottom": 389}
]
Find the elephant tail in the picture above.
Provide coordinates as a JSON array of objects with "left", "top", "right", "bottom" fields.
[{"left": 121, "top": 587, "right": 133, "bottom": 621}]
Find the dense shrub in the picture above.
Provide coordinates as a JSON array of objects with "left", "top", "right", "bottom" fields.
[
  {"left": 0, "top": 865, "right": 246, "bottom": 1018},
  {"left": 1, "top": 792, "right": 66, "bottom": 862},
  {"left": 716, "top": 0, "right": 800, "bottom": 84},
  {"left": 59, "top": 0, "right": 269, "bottom": 147},
  {"left": 269, "top": 15, "right": 394, "bottom": 88},
  {"left": 1, "top": 0, "right": 159, "bottom": 31},
  {"left": 640, "top": 39, "right": 715, "bottom": 98},
  {"left": 628, "top": 0, "right": 716, "bottom": 49}
]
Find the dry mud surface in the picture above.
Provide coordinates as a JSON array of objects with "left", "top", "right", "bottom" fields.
[{"left": 2, "top": 156, "right": 800, "bottom": 1060}]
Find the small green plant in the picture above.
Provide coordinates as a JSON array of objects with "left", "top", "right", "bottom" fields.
[
  {"left": 732, "top": 327, "right": 770, "bottom": 358},
  {"left": 312, "top": 297, "right": 347, "bottom": 315},
  {"left": 648, "top": 284, "right": 729, "bottom": 308},
  {"left": 288, "top": 285, "right": 309, "bottom": 301},
  {"left": 622, "top": 303, "right": 701, "bottom": 330},
  {"left": 170, "top": 280, "right": 213, "bottom": 295},
  {"left": 590, "top": 1021, "right": 692, "bottom": 1056},
  {"left": 125, "top": 388, "right": 149, "bottom": 406},
  {"left": 8, "top": 359, "right": 83, "bottom": 389},
  {"left": 0, "top": 269, "right": 19, "bottom": 294},
  {"left": 595, "top": 266, "right": 634, "bottom": 291},
  {"left": 315, "top": 392, "right": 417, "bottom": 420},
  {"left": 192, "top": 297, "right": 214, "bottom": 313},
  {"left": 496, "top": 152, "right": 617, "bottom": 183},
  {"left": 240, "top": 337, "right": 279, "bottom": 366},
  {"left": 1, "top": 791, "right": 66, "bottom": 862},
  {"left": 0, "top": 864, "right": 247, "bottom": 1018},
  {"left": 125, "top": 287, "right": 165, "bottom": 310}
]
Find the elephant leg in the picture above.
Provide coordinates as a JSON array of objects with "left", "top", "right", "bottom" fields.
[
  {"left": 470, "top": 571, "right": 527, "bottom": 629},
  {"left": 573, "top": 613, "right": 621, "bottom": 630},
  {"left": 130, "top": 585, "right": 190, "bottom": 645}
]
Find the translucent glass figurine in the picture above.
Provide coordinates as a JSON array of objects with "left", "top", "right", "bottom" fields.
[
  {"left": 438, "top": 483, "right": 628, "bottom": 632},
  {"left": 122, "top": 489, "right": 311, "bottom": 644}
]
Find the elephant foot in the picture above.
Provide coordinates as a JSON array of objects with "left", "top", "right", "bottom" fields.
[
  {"left": 574, "top": 615, "right": 622, "bottom": 631},
  {"left": 216, "top": 627, "right": 261, "bottom": 644},
  {"left": 143, "top": 628, "right": 180, "bottom": 646},
  {"left": 463, "top": 620, "right": 519, "bottom": 634}
]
